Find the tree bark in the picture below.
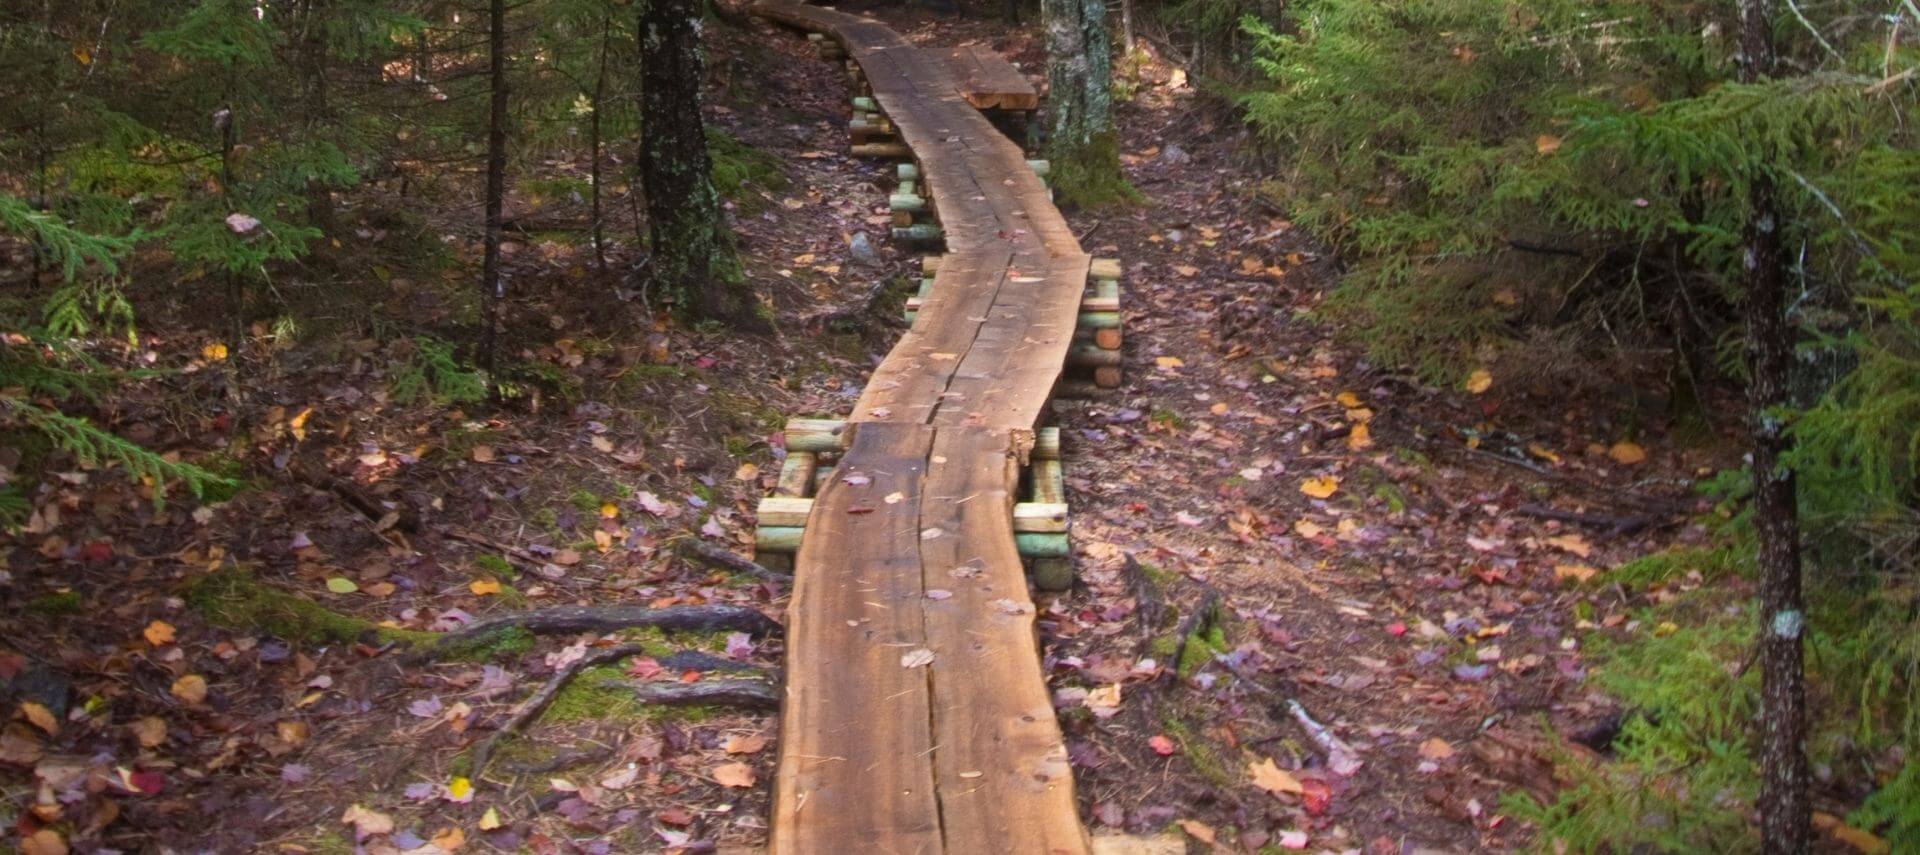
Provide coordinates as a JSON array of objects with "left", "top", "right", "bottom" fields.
[
  {"left": 636, "top": 0, "right": 751, "bottom": 323},
  {"left": 589, "top": 11, "right": 611, "bottom": 272},
  {"left": 479, "top": 0, "right": 509, "bottom": 382},
  {"left": 1738, "top": 0, "right": 1809, "bottom": 849},
  {"left": 1041, "top": 0, "right": 1128, "bottom": 205}
]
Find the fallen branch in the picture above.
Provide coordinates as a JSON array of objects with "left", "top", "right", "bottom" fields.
[
  {"left": 596, "top": 678, "right": 780, "bottom": 710},
  {"left": 289, "top": 461, "right": 420, "bottom": 533},
  {"left": 675, "top": 538, "right": 787, "bottom": 584},
  {"left": 413, "top": 604, "right": 780, "bottom": 661},
  {"left": 1286, "top": 698, "right": 1363, "bottom": 776},
  {"left": 471, "top": 643, "right": 646, "bottom": 778},
  {"left": 1164, "top": 587, "right": 1220, "bottom": 684},
  {"left": 440, "top": 529, "right": 550, "bottom": 571},
  {"left": 1514, "top": 503, "right": 1665, "bottom": 537}
]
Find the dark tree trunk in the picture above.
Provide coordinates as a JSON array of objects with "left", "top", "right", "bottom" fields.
[
  {"left": 1738, "top": 0, "right": 1809, "bottom": 850},
  {"left": 299, "top": 0, "right": 336, "bottom": 237},
  {"left": 637, "top": 0, "right": 751, "bottom": 324},
  {"left": 479, "top": 0, "right": 509, "bottom": 382}
]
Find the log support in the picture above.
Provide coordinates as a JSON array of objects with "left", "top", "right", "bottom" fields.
[{"left": 751, "top": 419, "right": 1073, "bottom": 590}]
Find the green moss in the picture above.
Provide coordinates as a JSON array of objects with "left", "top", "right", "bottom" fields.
[
  {"left": 568, "top": 490, "right": 602, "bottom": 514},
  {"left": 474, "top": 553, "right": 516, "bottom": 581},
  {"left": 1149, "top": 407, "right": 1187, "bottom": 430},
  {"left": 544, "top": 664, "right": 718, "bottom": 724},
  {"left": 1158, "top": 713, "right": 1236, "bottom": 789},
  {"left": 185, "top": 568, "right": 433, "bottom": 647},
  {"left": 1048, "top": 132, "right": 1142, "bottom": 208},
  {"left": 1609, "top": 543, "right": 1747, "bottom": 590},
  {"left": 27, "top": 590, "right": 83, "bottom": 616},
  {"left": 430, "top": 625, "right": 536, "bottom": 663},
  {"left": 706, "top": 128, "right": 788, "bottom": 207}
]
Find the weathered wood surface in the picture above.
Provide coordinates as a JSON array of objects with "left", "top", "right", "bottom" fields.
[
  {"left": 753, "top": 3, "right": 1092, "bottom": 851},
  {"left": 936, "top": 44, "right": 1040, "bottom": 111}
]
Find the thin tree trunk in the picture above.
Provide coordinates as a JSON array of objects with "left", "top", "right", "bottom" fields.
[
  {"left": 1042, "top": 0, "right": 1128, "bottom": 205},
  {"left": 1738, "top": 0, "right": 1809, "bottom": 849},
  {"left": 300, "top": 0, "right": 336, "bottom": 237},
  {"left": 636, "top": 0, "right": 751, "bottom": 323},
  {"left": 479, "top": 0, "right": 509, "bottom": 383},
  {"left": 590, "top": 12, "right": 610, "bottom": 272}
]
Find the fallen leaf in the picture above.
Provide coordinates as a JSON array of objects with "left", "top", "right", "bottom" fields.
[
  {"left": 735, "top": 462, "right": 760, "bottom": 481},
  {"left": 1418, "top": 737, "right": 1455, "bottom": 760},
  {"left": 1347, "top": 422, "right": 1373, "bottom": 450},
  {"left": 478, "top": 807, "right": 503, "bottom": 830},
  {"left": 1535, "top": 134, "right": 1563, "bottom": 155},
  {"left": 1608, "top": 441, "right": 1647, "bottom": 465},
  {"left": 19, "top": 829, "right": 67, "bottom": 855},
  {"left": 1177, "top": 819, "right": 1216, "bottom": 844},
  {"left": 17, "top": 701, "right": 58, "bottom": 735},
  {"left": 341, "top": 804, "right": 394, "bottom": 839},
  {"left": 431, "top": 827, "right": 467, "bottom": 851},
  {"left": 143, "top": 620, "right": 177, "bottom": 647},
  {"left": 1299, "top": 476, "right": 1339, "bottom": 499},
  {"left": 1546, "top": 534, "right": 1592, "bottom": 558},
  {"left": 725, "top": 733, "right": 768, "bottom": 754},
  {"left": 277, "top": 719, "right": 311, "bottom": 746},
  {"left": 201, "top": 342, "right": 229, "bottom": 362},
  {"left": 1148, "top": 734, "right": 1177, "bottom": 756},
  {"left": 1154, "top": 356, "right": 1185, "bottom": 370},
  {"left": 469, "top": 578, "right": 502, "bottom": 596},
  {"left": 446, "top": 775, "right": 474, "bottom": 803},
  {"left": 1554, "top": 563, "right": 1598, "bottom": 583},
  {"left": 1249, "top": 757, "right": 1303, "bottom": 795},
  {"left": 170, "top": 674, "right": 209, "bottom": 704},
  {"left": 713, "top": 761, "right": 756, "bottom": 788},
  {"left": 470, "top": 444, "right": 495, "bottom": 463},
  {"left": 325, "top": 577, "right": 359, "bottom": 594},
  {"left": 1465, "top": 369, "right": 1493, "bottom": 394},
  {"left": 130, "top": 716, "right": 167, "bottom": 748}
]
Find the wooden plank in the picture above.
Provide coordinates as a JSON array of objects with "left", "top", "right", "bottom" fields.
[
  {"left": 770, "top": 422, "right": 942, "bottom": 854},
  {"left": 852, "top": 250, "right": 1012, "bottom": 423},
  {"left": 918, "top": 427, "right": 1087, "bottom": 853},
  {"left": 936, "top": 45, "right": 1039, "bottom": 111},
  {"left": 934, "top": 253, "right": 1092, "bottom": 430}
]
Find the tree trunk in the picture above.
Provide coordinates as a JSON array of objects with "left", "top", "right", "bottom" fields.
[
  {"left": 636, "top": 0, "right": 751, "bottom": 324},
  {"left": 300, "top": 0, "right": 336, "bottom": 237},
  {"left": 1041, "top": 0, "right": 1129, "bottom": 206},
  {"left": 1738, "top": 0, "right": 1809, "bottom": 850},
  {"left": 479, "top": 0, "right": 509, "bottom": 383},
  {"left": 589, "top": 13, "right": 610, "bottom": 272}
]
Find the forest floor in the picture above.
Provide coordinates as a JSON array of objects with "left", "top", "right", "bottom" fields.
[{"left": 1, "top": 2, "right": 1740, "bottom": 853}]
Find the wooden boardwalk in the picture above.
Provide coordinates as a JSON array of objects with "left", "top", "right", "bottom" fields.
[{"left": 751, "top": 4, "right": 1093, "bottom": 852}]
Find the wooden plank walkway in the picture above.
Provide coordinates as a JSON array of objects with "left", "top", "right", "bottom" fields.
[
  {"left": 750, "top": 4, "right": 1092, "bottom": 852},
  {"left": 936, "top": 45, "right": 1039, "bottom": 111}
]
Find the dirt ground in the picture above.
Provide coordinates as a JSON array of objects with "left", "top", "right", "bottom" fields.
[{"left": 1, "top": 2, "right": 1733, "bottom": 852}]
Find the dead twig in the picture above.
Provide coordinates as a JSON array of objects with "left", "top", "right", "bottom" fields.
[
  {"left": 598, "top": 678, "right": 781, "bottom": 710},
  {"left": 1513, "top": 503, "right": 1668, "bottom": 537},
  {"left": 440, "top": 529, "right": 549, "bottom": 571},
  {"left": 471, "top": 643, "right": 647, "bottom": 778}
]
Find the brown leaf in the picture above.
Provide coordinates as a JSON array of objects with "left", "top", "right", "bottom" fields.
[
  {"left": 16, "top": 701, "right": 58, "bottom": 736},
  {"left": 724, "top": 733, "right": 768, "bottom": 755},
  {"left": 1249, "top": 756, "right": 1303, "bottom": 795},
  {"left": 712, "top": 761, "right": 756, "bottom": 788},
  {"left": 170, "top": 674, "right": 209, "bottom": 705},
  {"left": 1418, "top": 737, "right": 1456, "bottom": 760},
  {"left": 130, "top": 716, "right": 168, "bottom": 748},
  {"left": 142, "top": 620, "right": 177, "bottom": 647}
]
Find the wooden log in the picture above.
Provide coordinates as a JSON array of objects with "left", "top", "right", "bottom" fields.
[
  {"left": 776, "top": 452, "right": 818, "bottom": 497},
  {"left": 1014, "top": 501, "right": 1069, "bottom": 533},
  {"left": 1091, "top": 328, "right": 1123, "bottom": 350},
  {"left": 898, "top": 179, "right": 916, "bottom": 196},
  {"left": 1026, "top": 159, "right": 1050, "bottom": 177},
  {"left": 891, "top": 211, "right": 915, "bottom": 228},
  {"left": 757, "top": 496, "right": 815, "bottom": 528},
  {"left": 897, "top": 163, "right": 919, "bottom": 182},
  {"left": 1093, "top": 366, "right": 1123, "bottom": 388},
  {"left": 851, "top": 117, "right": 893, "bottom": 135},
  {"left": 758, "top": 524, "right": 1067, "bottom": 558},
  {"left": 1067, "top": 344, "right": 1123, "bottom": 368},
  {"left": 1035, "top": 426, "right": 1060, "bottom": 461},
  {"left": 921, "top": 255, "right": 943, "bottom": 274},
  {"left": 891, "top": 224, "right": 943, "bottom": 243},
  {"left": 1054, "top": 381, "right": 1109, "bottom": 399},
  {"left": 1075, "top": 310, "right": 1120, "bottom": 329},
  {"left": 889, "top": 193, "right": 926, "bottom": 212},
  {"left": 1031, "top": 458, "right": 1065, "bottom": 504},
  {"left": 852, "top": 96, "right": 878, "bottom": 113},
  {"left": 1081, "top": 295, "right": 1120, "bottom": 313},
  {"left": 1089, "top": 257, "right": 1121, "bottom": 281},
  {"left": 851, "top": 142, "right": 911, "bottom": 159},
  {"left": 785, "top": 417, "right": 848, "bottom": 453}
]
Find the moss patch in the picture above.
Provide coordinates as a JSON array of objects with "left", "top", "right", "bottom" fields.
[
  {"left": 1048, "top": 131, "right": 1142, "bottom": 208},
  {"left": 185, "top": 568, "right": 432, "bottom": 647},
  {"left": 26, "top": 590, "right": 83, "bottom": 616}
]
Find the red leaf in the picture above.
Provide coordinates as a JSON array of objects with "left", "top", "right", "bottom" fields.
[{"left": 1148, "top": 735, "right": 1177, "bottom": 756}]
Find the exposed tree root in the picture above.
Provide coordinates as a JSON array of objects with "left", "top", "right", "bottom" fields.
[
  {"left": 411, "top": 604, "right": 780, "bottom": 662},
  {"left": 596, "top": 678, "right": 781, "bottom": 710},
  {"left": 471, "top": 643, "right": 647, "bottom": 777},
  {"left": 675, "top": 538, "right": 787, "bottom": 584}
]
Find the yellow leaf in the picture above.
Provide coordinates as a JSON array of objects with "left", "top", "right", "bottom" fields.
[
  {"left": 20, "top": 829, "right": 66, "bottom": 855},
  {"left": 592, "top": 529, "right": 613, "bottom": 551},
  {"left": 289, "top": 406, "right": 314, "bottom": 441},
  {"left": 17, "top": 701, "right": 58, "bottom": 735},
  {"left": 1154, "top": 356, "right": 1184, "bottom": 369},
  {"left": 1527, "top": 443, "right": 1561, "bottom": 464},
  {"left": 470, "top": 444, "right": 495, "bottom": 463},
  {"left": 1418, "top": 737, "right": 1456, "bottom": 759},
  {"left": 1546, "top": 533, "right": 1592, "bottom": 558},
  {"left": 130, "top": 716, "right": 167, "bottom": 748},
  {"left": 478, "top": 807, "right": 503, "bottom": 830},
  {"left": 201, "top": 342, "right": 229, "bottom": 362},
  {"left": 341, "top": 804, "right": 394, "bottom": 837},
  {"left": 1299, "top": 476, "right": 1339, "bottom": 499},
  {"left": 1608, "top": 441, "right": 1647, "bottom": 465},
  {"left": 1248, "top": 756, "right": 1303, "bottom": 795},
  {"left": 1465, "top": 369, "right": 1493, "bottom": 394},
  {"left": 1293, "top": 519, "right": 1325, "bottom": 539},
  {"left": 171, "top": 674, "right": 209, "bottom": 704},
  {"left": 277, "top": 719, "right": 310, "bottom": 746},
  {"left": 143, "top": 619, "right": 177, "bottom": 647},
  {"left": 735, "top": 462, "right": 760, "bottom": 481},
  {"left": 469, "top": 578, "right": 502, "bottom": 596},
  {"left": 1347, "top": 423, "right": 1373, "bottom": 451},
  {"left": 447, "top": 775, "right": 474, "bottom": 800},
  {"left": 591, "top": 436, "right": 615, "bottom": 453},
  {"left": 600, "top": 502, "right": 619, "bottom": 519},
  {"left": 1535, "top": 134, "right": 1563, "bottom": 155},
  {"left": 1336, "top": 391, "right": 1363, "bottom": 408}
]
